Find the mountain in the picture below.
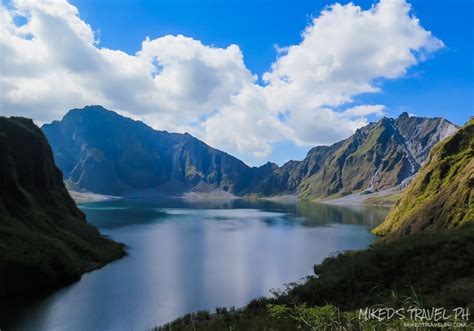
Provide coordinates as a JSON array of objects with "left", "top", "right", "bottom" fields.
[
  {"left": 42, "top": 106, "right": 457, "bottom": 199},
  {"left": 158, "top": 120, "right": 473, "bottom": 330},
  {"left": 373, "top": 118, "right": 474, "bottom": 238},
  {"left": 251, "top": 112, "right": 458, "bottom": 198},
  {"left": 42, "top": 105, "right": 274, "bottom": 197},
  {"left": 0, "top": 116, "right": 124, "bottom": 298}
]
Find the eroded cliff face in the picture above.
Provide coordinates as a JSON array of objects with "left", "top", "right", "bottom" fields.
[
  {"left": 253, "top": 113, "right": 458, "bottom": 198},
  {"left": 43, "top": 106, "right": 458, "bottom": 199},
  {"left": 373, "top": 118, "right": 473, "bottom": 238},
  {"left": 0, "top": 116, "right": 124, "bottom": 298},
  {"left": 42, "top": 105, "right": 274, "bottom": 197}
]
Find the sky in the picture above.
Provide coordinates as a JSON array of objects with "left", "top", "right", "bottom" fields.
[{"left": 1, "top": 0, "right": 473, "bottom": 166}]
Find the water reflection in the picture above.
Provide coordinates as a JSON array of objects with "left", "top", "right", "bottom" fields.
[
  {"left": 4, "top": 199, "right": 388, "bottom": 331},
  {"left": 81, "top": 198, "right": 388, "bottom": 229}
]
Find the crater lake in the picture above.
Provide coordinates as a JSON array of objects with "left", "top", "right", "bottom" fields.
[{"left": 3, "top": 198, "right": 388, "bottom": 331}]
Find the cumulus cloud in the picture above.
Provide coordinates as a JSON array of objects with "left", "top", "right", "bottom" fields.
[
  {"left": 0, "top": 0, "right": 254, "bottom": 132},
  {"left": 0, "top": 0, "right": 443, "bottom": 164},
  {"left": 343, "top": 105, "right": 386, "bottom": 117},
  {"left": 202, "top": 0, "right": 442, "bottom": 157}
]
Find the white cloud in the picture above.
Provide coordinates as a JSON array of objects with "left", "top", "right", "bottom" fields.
[
  {"left": 203, "top": 0, "right": 442, "bottom": 158},
  {"left": 0, "top": 0, "right": 255, "bottom": 132},
  {"left": 0, "top": 0, "right": 443, "bottom": 165},
  {"left": 343, "top": 105, "right": 386, "bottom": 117}
]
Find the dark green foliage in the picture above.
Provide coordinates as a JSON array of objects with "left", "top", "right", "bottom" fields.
[
  {"left": 159, "top": 226, "right": 474, "bottom": 330},
  {"left": 0, "top": 116, "right": 125, "bottom": 299},
  {"left": 196, "top": 310, "right": 210, "bottom": 321},
  {"left": 215, "top": 307, "right": 228, "bottom": 314},
  {"left": 281, "top": 226, "right": 474, "bottom": 311}
]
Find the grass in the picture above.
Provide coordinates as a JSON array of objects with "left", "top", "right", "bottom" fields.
[
  {"left": 155, "top": 225, "right": 474, "bottom": 330},
  {"left": 373, "top": 118, "right": 473, "bottom": 236},
  {"left": 363, "top": 192, "right": 403, "bottom": 207}
]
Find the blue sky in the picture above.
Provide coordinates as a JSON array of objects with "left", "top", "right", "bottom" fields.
[
  {"left": 70, "top": 0, "right": 473, "bottom": 124},
  {"left": 2, "top": 0, "right": 473, "bottom": 165},
  {"left": 71, "top": 0, "right": 473, "bottom": 164}
]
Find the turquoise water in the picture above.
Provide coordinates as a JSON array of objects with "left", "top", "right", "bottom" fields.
[{"left": 6, "top": 199, "right": 388, "bottom": 331}]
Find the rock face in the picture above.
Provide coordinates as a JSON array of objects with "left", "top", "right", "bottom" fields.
[
  {"left": 42, "top": 106, "right": 458, "bottom": 199},
  {"left": 253, "top": 112, "right": 458, "bottom": 198},
  {"left": 43, "top": 105, "right": 275, "bottom": 196},
  {"left": 373, "top": 118, "right": 474, "bottom": 238},
  {"left": 0, "top": 117, "right": 124, "bottom": 298}
]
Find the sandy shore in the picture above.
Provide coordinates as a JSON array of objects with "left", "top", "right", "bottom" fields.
[
  {"left": 260, "top": 194, "right": 299, "bottom": 202},
  {"left": 69, "top": 187, "right": 401, "bottom": 206},
  {"left": 182, "top": 191, "right": 237, "bottom": 200},
  {"left": 323, "top": 187, "right": 402, "bottom": 206},
  {"left": 69, "top": 190, "right": 120, "bottom": 203}
]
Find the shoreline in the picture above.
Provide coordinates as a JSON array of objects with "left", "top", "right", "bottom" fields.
[
  {"left": 69, "top": 187, "right": 401, "bottom": 207},
  {"left": 68, "top": 190, "right": 121, "bottom": 203},
  {"left": 321, "top": 187, "right": 403, "bottom": 207}
]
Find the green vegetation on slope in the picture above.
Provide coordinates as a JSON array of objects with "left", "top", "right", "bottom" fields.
[
  {"left": 0, "top": 117, "right": 125, "bottom": 298},
  {"left": 157, "top": 225, "right": 474, "bottom": 330},
  {"left": 255, "top": 113, "right": 457, "bottom": 200},
  {"left": 373, "top": 118, "right": 474, "bottom": 238},
  {"left": 363, "top": 191, "right": 403, "bottom": 207},
  {"left": 43, "top": 107, "right": 457, "bottom": 199},
  {"left": 155, "top": 118, "right": 472, "bottom": 330}
]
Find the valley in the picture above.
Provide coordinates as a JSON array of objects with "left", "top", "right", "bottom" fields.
[
  {"left": 1, "top": 0, "right": 472, "bottom": 329},
  {"left": 43, "top": 105, "right": 457, "bottom": 201},
  {"left": 1, "top": 110, "right": 472, "bottom": 330}
]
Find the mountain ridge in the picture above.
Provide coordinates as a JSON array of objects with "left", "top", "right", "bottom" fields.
[
  {"left": 42, "top": 105, "right": 458, "bottom": 199},
  {"left": 250, "top": 112, "right": 457, "bottom": 198},
  {"left": 43, "top": 106, "right": 274, "bottom": 197}
]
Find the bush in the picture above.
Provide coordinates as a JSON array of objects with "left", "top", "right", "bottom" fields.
[
  {"left": 215, "top": 306, "right": 228, "bottom": 314},
  {"left": 196, "top": 310, "right": 210, "bottom": 321}
]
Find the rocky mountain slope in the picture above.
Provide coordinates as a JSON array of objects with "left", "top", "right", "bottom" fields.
[
  {"left": 251, "top": 112, "right": 458, "bottom": 198},
  {"left": 158, "top": 120, "right": 473, "bottom": 329},
  {"left": 42, "top": 106, "right": 457, "bottom": 199},
  {"left": 42, "top": 105, "right": 274, "bottom": 196},
  {"left": 0, "top": 116, "right": 124, "bottom": 298},
  {"left": 373, "top": 118, "right": 474, "bottom": 238}
]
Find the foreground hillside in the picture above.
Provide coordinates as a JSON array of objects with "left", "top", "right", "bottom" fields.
[
  {"left": 157, "top": 226, "right": 474, "bottom": 330},
  {"left": 158, "top": 121, "right": 473, "bottom": 330},
  {"left": 43, "top": 106, "right": 457, "bottom": 199},
  {"left": 373, "top": 118, "right": 474, "bottom": 238},
  {"left": 0, "top": 117, "right": 124, "bottom": 298}
]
